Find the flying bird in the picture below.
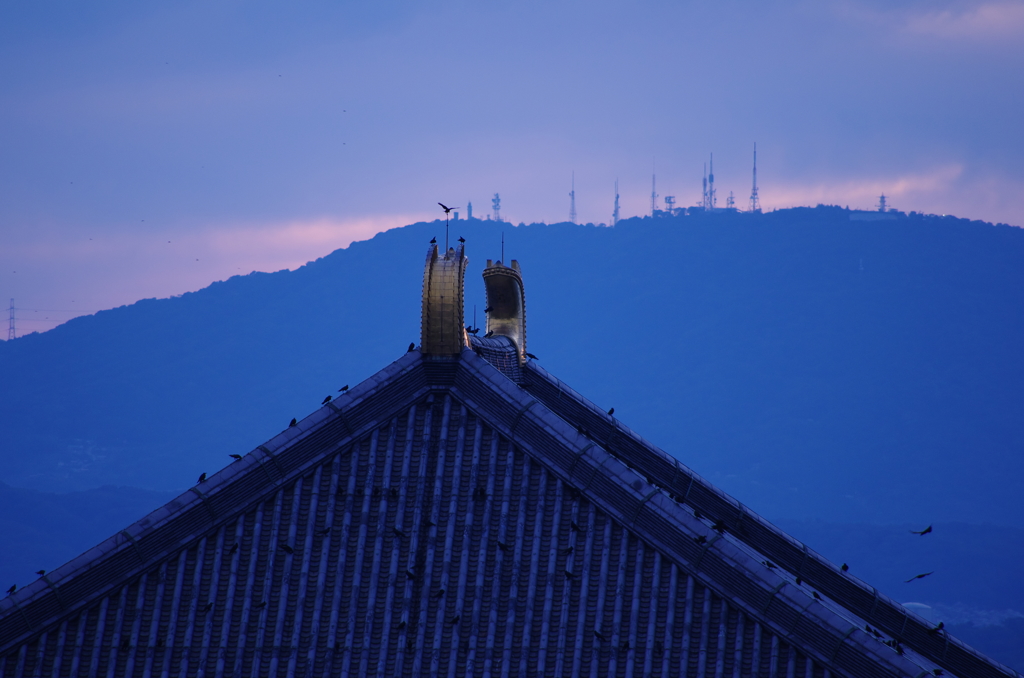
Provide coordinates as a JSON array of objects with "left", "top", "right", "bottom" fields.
[
  {"left": 197, "top": 473, "right": 207, "bottom": 483},
  {"left": 438, "top": 203, "right": 458, "bottom": 215},
  {"left": 911, "top": 525, "right": 933, "bottom": 536},
  {"left": 229, "top": 454, "right": 242, "bottom": 461},
  {"left": 322, "top": 395, "right": 332, "bottom": 404},
  {"left": 338, "top": 385, "right": 349, "bottom": 392},
  {"left": 905, "top": 571, "right": 934, "bottom": 583},
  {"left": 289, "top": 418, "right": 298, "bottom": 427}
]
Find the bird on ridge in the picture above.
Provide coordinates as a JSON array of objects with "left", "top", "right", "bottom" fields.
[
  {"left": 35, "top": 570, "right": 45, "bottom": 576},
  {"left": 408, "top": 342, "right": 416, "bottom": 352},
  {"left": 322, "top": 395, "right": 332, "bottom": 404},
  {"left": 430, "top": 237, "right": 436, "bottom": 244},
  {"left": 458, "top": 236, "right": 465, "bottom": 243},
  {"left": 339, "top": 385, "right": 349, "bottom": 392},
  {"left": 229, "top": 454, "right": 242, "bottom": 461},
  {"left": 841, "top": 563, "right": 849, "bottom": 572},
  {"left": 6, "top": 585, "right": 16, "bottom": 595},
  {"left": 526, "top": 352, "right": 538, "bottom": 360},
  {"left": 289, "top": 418, "right": 298, "bottom": 427},
  {"left": 911, "top": 525, "right": 933, "bottom": 536},
  {"left": 197, "top": 473, "right": 207, "bottom": 483},
  {"left": 607, "top": 407, "right": 615, "bottom": 416}
]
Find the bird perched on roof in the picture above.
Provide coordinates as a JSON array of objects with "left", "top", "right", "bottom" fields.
[
  {"left": 279, "top": 544, "right": 295, "bottom": 555},
  {"left": 35, "top": 570, "right": 45, "bottom": 576},
  {"left": 197, "top": 473, "right": 207, "bottom": 483},
  {"left": 795, "top": 577, "right": 803, "bottom": 586},
  {"left": 322, "top": 395, "right": 332, "bottom": 404},
  {"left": 607, "top": 407, "right": 615, "bottom": 416},
  {"left": 430, "top": 237, "right": 436, "bottom": 244},
  {"left": 911, "top": 525, "right": 933, "bottom": 536},
  {"left": 812, "top": 591, "right": 822, "bottom": 601},
  {"left": 228, "top": 543, "right": 239, "bottom": 555},
  {"left": 904, "top": 571, "right": 934, "bottom": 583},
  {"left": 693, "top": 535, "right": 707, "bottom": 545},
  {"left": 449, "top": 614, "right": 461, "bottom": 625},
  {"left": 338, "top": 385, "right": 348, "bottom": 392},
  {"left": 6, "top": 585, "right": 16, "bottom": 595},
  {"left": 435, "top": 588, "right": 446, "bottom": 598},
  {"left": 526, "top": 352, "right": 538, "bottom": 360},
  {"left": 564, "top": 570, "right": 576, "bottom": 580},
  {"left": 202, "top": 602, "right": 213, "bottom": 613},
  {"left": 712, "top": 520, "right": 727, "bottom": 534},
  {"left": 762, "top": 560, "right": 777, "bottom": 569},
  {"left": 841, "top": 563, "right": 849, "bottom": 572},
  {"left": 317, "top": 527, "right": 332, "bottom": 536},
  {"left": 289, "top": 418, "right": 298, "bottom": 427},
  {"left": 229, "top": 454, "right": 242, "bottom": 461},
  {"left": 928, "top": 621, "right": 945, "bottom": 634},
  {"left": 484, "top": 330, "right": 494, "bottom": 338},
  {"left": 408, "top": 342, "right": 416, "bottom": 352},
  {"left": 458, "top": 236, "right": 465, "bottom": 243}
]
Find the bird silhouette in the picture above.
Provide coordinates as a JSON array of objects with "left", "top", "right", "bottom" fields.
[
  {"left": 449, "top": 614, "right": 461, "bottom": 625},
  {"left": 693, "top": 509, "right": 704, "bottom": 520},
  {"left": 202, "top": 602, "right": 213, "bottom": 613},
  {"left": 496, "top": 541, "right": 509, "bottom": 552},
  {"left": 435, "top": 588, "right": 446, "bottom": 598},
  {"left": 393, "top": 528, "right": 407, "bottom": 538},
  {"left": 905, "top": 571, "right": 934, "bottom": 583},
  {"left": 712, "top": 520, "right": 727, "bottom": 534},
  {"left": 406, "top": 570, "right": 417, "bottom": 580},
  {"left": 484, "top": 306, "right": 493, "bottom": 313},
  {"left": 35, "top": 570, "right": 45, "bottom": 576},
  {"left": 525, "top": 352, "right": 538, "bottom": 360},
  {"left": 397, "top": 620, "right": 407, "bottom": 629},
  {"left": 197, "top": 473, "right": 207, "bottom": 483},
  {"left": 607, "top": 407, "right": 615, "bottom": 416},
  {"left": 317, "top": 527, "right": 332, "bottom": 536},
  {"left": 254, "top": 601, "right": 267, "bottom": 609},
  {"left": 229, "top": 454, "right": 242, "bottom": 461},
  {"left": 795, "top": 577, "right": 803, "bottom": 586},
  {"left": 438, "top": 203, "right": 460, "bottom": 215},
  {"left": 430, "top": 237, "right": 436, "bottom": 244},
  {"left": 841, "top": 563, "right": 849, "bottom": 572},
  {"left": 322, "top": 395, "right": 332, "bottom": 404},
  {"left": 6, "top": 585, "right": 16, "bottom": 595},
  {"left": 338, "top": 385, "right": 349, "bottom": 392},
  {"left": 693, "top": 535, "right": 707, "bottom": 545},
  {"left": 289, "top": 418, "right": 298, "bottom": 427},
  {"left": 484, "top": 331, "right": 494, "bottom": 338},
  {"left": 564, "top": 570, "right": 575, "bottom": 580},
  {"left": 812, "top": 591, "right": 822, "bottom": 601},
  {"left": 408, "top": 342, "right": 416, "bottom": 352},
  {"left": 911, "top": 525, "right": 933, "bottom": 536},
  {"left": 228, "top": 543, "right": 239, "bottom": 555},
  {"left": 570, "top": 521, "right": 581, "bottom": 532},
  {"left": 458, "top": 236, "right": 465, "bottom": 243},
  {"left": 928, "top": 621, "right": 945, "bottom": 634},
  {"left": 561, "top": 546, "right": 574, "bottom": 555},
  {"left": 280, "top": 544, "right": 295, "bottom": 555}
]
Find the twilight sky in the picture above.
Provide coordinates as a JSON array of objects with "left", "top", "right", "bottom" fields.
[{"left": 2, "top": 0, "right": 1023, "bottom": 335}]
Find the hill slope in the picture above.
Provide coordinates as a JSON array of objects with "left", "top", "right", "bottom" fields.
[{"left": 2, "top": 208, "right": 1022, "bottom": 531}]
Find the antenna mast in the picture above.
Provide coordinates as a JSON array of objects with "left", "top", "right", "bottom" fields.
[
  {"left": 702, "top": 163, "right": 708, "bottom": 210},
  {"left": 569, "top": 172, "right": 577, "bottom": 224},
  {"left": 708, "top": 153, "right": 716, "bottom": 209},
  {"left": 651, "top": 173, "right": 657, "bottom": 217},
  {"left": 7, "top": 299, "right": 14, "bottom": 341},
  {"left": 612, "top": 179, "right": 620, "bottom": 226},
  {"left": 492, "top": 193, "right": 501, "bottom": 222},
  {"left": 749, "top": 143, "right": 761, "bottom": 212}
]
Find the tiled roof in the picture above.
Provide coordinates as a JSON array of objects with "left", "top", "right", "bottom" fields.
[{"left": 0, "top": 350, "right": 1018, "bottom": 677}]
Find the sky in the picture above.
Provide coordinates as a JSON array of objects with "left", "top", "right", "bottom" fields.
[{"left": 2, "top": 0, "right": 1023, "bottom": 335}]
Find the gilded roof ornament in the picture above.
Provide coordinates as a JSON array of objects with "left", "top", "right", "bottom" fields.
[{"left": 420, "top": 243, "right": 468, "bottom": 356}]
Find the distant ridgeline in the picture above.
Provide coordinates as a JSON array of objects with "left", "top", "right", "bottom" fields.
[{"left": 1, "top": 206, "right": 1022, "bottom": 531}]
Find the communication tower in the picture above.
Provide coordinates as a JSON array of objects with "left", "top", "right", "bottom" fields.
[
  {"left": 877, "top": 194, "right": 888, "bottom": 212},
  {"left": 7, "top": 299, "right": 14, "bottom": 341},
  {"left": 708, "top": 153, "right": 717, "bottom": 209},
  {"left": 569, "top": 172, "right": 577, "bottom": 224},
  {"left": 492, "top": 193, "right": 502, "bottom": 222},
  {"left": 749, "top": 143, "right": 761, "bottom": 212},
  {"left": 665, "top": 196, "right": 676, "bottom": 213},
  {"left": 612, "top": 180, "right": 620, "bottom": 226},
  {"left": 726, "top": 192, "right": 735, "bottom": 209},
  {"left": 702, "top": 164, "right": 708, "bottom": 210},
  {"left": 467, "top": 202, "right": 473, "bottom": 219},
  {"left": 650, "top": 174, "right": 658, "bottom": 217}
]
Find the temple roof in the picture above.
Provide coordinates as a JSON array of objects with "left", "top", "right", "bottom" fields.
[{"left": 0, "top": 243, "right": 1017, "bottom": 677}]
